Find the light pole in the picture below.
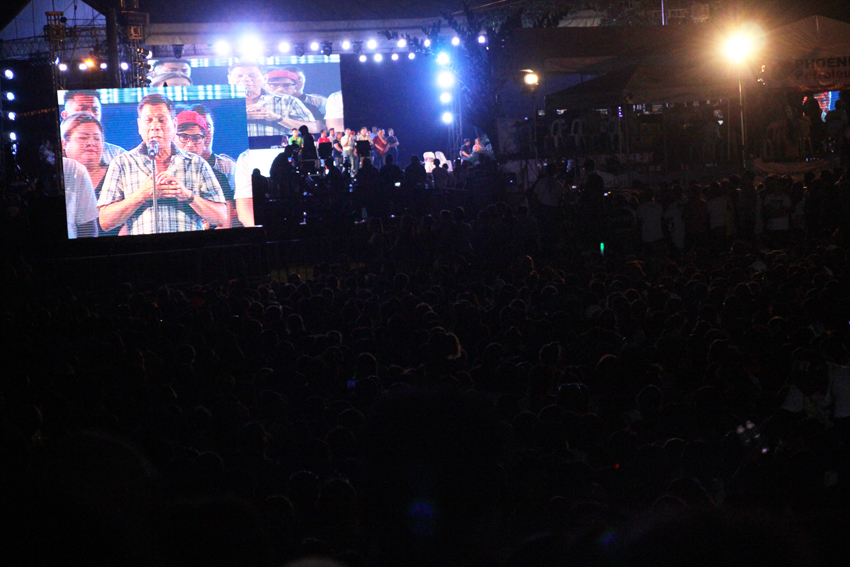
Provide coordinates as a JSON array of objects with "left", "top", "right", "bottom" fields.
[
  {"left": 524, "top": 72, "right": 539, "bottom": 164},
  {"left": 723, "top": 30, "right": 758, "bottom": 171}
]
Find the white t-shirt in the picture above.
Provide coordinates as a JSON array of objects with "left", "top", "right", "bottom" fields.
[
  {"left": 233, "top": 150, "right": 253, "bottom": 200},
  {"left": 63, "top": 157, "right": 99, "bottom": 239},
  {"left": 636, "top": 201, "right": 664, "bottom": 243},
  {"left": 761, "top": 192, "right": 791, "bottom": 231},
  {"left": 325, "top": 91, "right": 343, "bottom": 120}
]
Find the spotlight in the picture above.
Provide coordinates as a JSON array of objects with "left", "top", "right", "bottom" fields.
[
  {"left": 359, "top": 54, "right": 367, "bottom": 62},
  {"left": 524, "top": 72, "right": 539, "bottom": 86},
  {"left": 391, "top": 53, "right": 399, "bottom": 61},
  {"left": 120, "top": 62, "right": 129, "bottom": 71},
  {"left": 100, "top": 63, "right": 108, "bottom": 69},
  {"left": 424, "top": 39, "right": 431, "bottom": 47},
  {"left": 442, "top": 112, "right": 453, "bottom": 124},
  {"left": 451, "top": 36, "right": 460, "bottom": 46},
  {"left": 436, "top": 52, "right": 450, "bottom": 65},
  {"left": 78, "top": 62, "right": 88, "bottom": 71},
  {"left": 279, "top": 41, "right": 291, "bottom": 53},
  {"left": 85, "top": 58, "right": 95, "bottom": 68},
  {"left": 478, "top": 34, "right": 486, "bottom": 44},
  {"left": 239, "top": 35, "right": 264, "bottom": 59},
  {"left": 6, "top": 111, "right": 16, "bottom": 121},
  {"left": 374, "top": 53, "right": 383, "bottom": 62},
  {"left": 367, "top": 39, "right": 378, "bottom": 50},
  {"left": 321, "top": 41, "right": 333, "bottom": 56},
  {"left": 440, "top": 92, "right": 451, "bottom": 104},
  {"left": 295, "top": 43, "right": 306, "bottom": 57},
  {"left": 9, "top": 132, "right": 17, "bottom": 141},
  {"left": 173, "top": 44, "right": 184, "bottom": 59},
  {"left": 342, "top": 40, "right": 351, "bottom": 50},
  {"left": 213, "top": 40, "right": 231, "bottom": 56},
  {"left": 3, "top": 69, "right": 13, "bottom": 80},
  {"left": 437, "top": 70, "right": 455, "bottom": 89},
  {"left": 58, "top": 62, "right": 68, "bottom": 71},
  {"left": 397, "top": 38, "right": 407, "bottom": 48},
  {"left": 310, "top": 41, "right": 320, "bottom": 51},
  {"left": 408, "top": 52, "right": 415, "bottom": 60}
]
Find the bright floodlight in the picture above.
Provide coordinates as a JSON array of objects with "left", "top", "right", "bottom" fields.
[
  {"left": 310, "top": 41, "right": 320, "bottom": 51},
  {"left": 391, "top": 53, "right": 399, "bottom": 61},
  {"left": 213, "top": 40, "right": 231, "bottom": 56},
  {"left": 397, "top": 38, "right": 407, "bottom": 48},
  {"left": 408, "top": 52, "right": 415, "bottom": 60},
  {"left": 367, "top": 39, "right": 378, "bottom": 50},
  {"left": 442, "top": 112, "right": 453, "bottom": 124},
  {"left": 436, "top": 52, "right": 450, "bottom": 66},
  {"left": 724, "top": 34, "right": 754, "bottom": 63},
  {"left": 100, "top": 63, "right": 108, "bottom": 69},
  {"left": 3, "top": 69, "right": 13, "bottom": 80},
  {"left": 359, "top": 54, "right": 367, "bottom": 62},
  {"left": 341, "top": 40, "right": 351, "bottom": 50},
  {"left": 374, "top": 53, "right": 383, "bottom": 62},
  {"left": 423, "top": 39, "right": 431, "bottom": 47},
  {"left": 279, "top": 41, "right": 291, "bottom": 53},
  {"left": 437, "top": 70, "right": 455, "bottom": 89},
  {"left": 5, "top": 92, "right": 14, "bottom": 101},
  {"left": 120, "top": 61, "right": 129, "bottom": 70},
  {"left": 524, "top": 72, "right": 539, "bottom": 86},
  {"left": 7, "top": 111, "right": 16, "bottom": 121},
  {"left": 79, "top": 62, "right": 88, "bottom": 71},
  {"left": 58, "top": 63, "right": 68, "bottom": 72},
  {"left": 440, "top": 92, "right": 451, "bottom": 104},
  {"left": 239, "top": 35, "right": 264, "bottom": 59},
  {"left": 478, "top": 34, "right": 486, "bottom": 44},
  {"left": 85, "top": 59, "right": 95, "bottom": 68},
  {"left": 9, "top": 132, "right": 17, "bottom": 141},
  {"left": 451, "top": 36, "right": 461, "bottom": 46}
]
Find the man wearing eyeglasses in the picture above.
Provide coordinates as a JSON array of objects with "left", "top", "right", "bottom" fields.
[{"left": 173, "top": 109, "right": 235, "bottom": 227}]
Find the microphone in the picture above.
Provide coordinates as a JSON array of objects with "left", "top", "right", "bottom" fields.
[{"left": 147, "top": 140, "right": 160, "bottom": 157}]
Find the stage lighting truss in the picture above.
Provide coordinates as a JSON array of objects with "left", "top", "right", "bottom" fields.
[
  {"left": 294, "top": 43, "right": 306, "bottom": 57},
  {"left": 353, "top": 41, "right": 364, "bottom": 55},
  {"left": 321, "top": 41, "right": 334, "bottom": 56}
]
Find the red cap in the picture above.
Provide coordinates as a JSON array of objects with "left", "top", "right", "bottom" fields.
[
  {"left": 175, "top": 110, "right": 208, "bottom": 131},
  {"left": 266, "top": 69, "right": 299, "bottom": 82}
]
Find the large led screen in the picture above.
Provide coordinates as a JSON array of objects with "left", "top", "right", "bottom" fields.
[
  {"left": 149, "top": 55, "right": 343, "bottom": 149},
  {"left": 58, "top": 86, "right": 251, "bottom": 238}
]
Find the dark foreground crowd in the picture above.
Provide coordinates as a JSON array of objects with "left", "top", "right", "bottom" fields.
[{"left": 2, "top": 166, "right": 850, "bottom": 567}]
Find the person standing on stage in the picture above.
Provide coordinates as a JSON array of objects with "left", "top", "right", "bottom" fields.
[
  {"left": 385, "top": 128, "right": 399, "bottom": 165},
  {"left": 355, "top": 127, "right": 373, "bottom": 171},
  {"left": 332, "top": 130, "right": 345, "bottom": 169},
  {"left": 173, "top": 109, "right": 235, "bottom": 228},
  {"left": 228, "top": 63, "right": 316, "bottom": 136},
  {"left": 342, "top": 129, "right": 357, "bottom": 173},
  {"left": 459, "top": 138, "right": 473, "bottom": 161},
  {"left": 98, "top": 94, "right": 227, "bottom": 234},
  {"left": 372, "top": 128, "right": 388, "bottom": 168},
  {"left": 61, "top": 90, "right": 125, "bottom": 164}
]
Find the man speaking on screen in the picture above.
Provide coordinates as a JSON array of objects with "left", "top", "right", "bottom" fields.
[{"left": 97, "top": 94, "right": 227, "bottom": 235}]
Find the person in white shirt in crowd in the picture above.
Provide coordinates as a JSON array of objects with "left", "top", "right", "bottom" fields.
[{"left": 635, "top": 187, "right": 666, "bottom": 271}]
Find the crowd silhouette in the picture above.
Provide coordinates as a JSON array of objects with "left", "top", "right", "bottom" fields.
[{"left": 2, "top": 162, "right": 850, "bottom": 567}]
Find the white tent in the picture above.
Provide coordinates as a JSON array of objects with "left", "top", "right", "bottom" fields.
[{"left": 762, "top": 15, "right": 850, "bottom": 91}]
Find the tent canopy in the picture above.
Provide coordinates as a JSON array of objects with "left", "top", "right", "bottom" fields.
[
  {"left": 761, "top": 15, "right": 850, "bottom": 90},
  {"left": 545, "top": 51, "right": 737, "bottom": 110}
]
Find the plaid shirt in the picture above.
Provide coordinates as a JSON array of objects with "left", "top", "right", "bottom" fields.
[
  {"left": 209, "top": 153, "right": 237, "bottom": 199},
  {"left": 98, "top": 142, "right": 225, "bottom": 235},
  {"left": 247, "top": 90, "right": 315, "bottom": 137},
  {"left": 102, "top": 141, "right": 126, "bottom": 165}
]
